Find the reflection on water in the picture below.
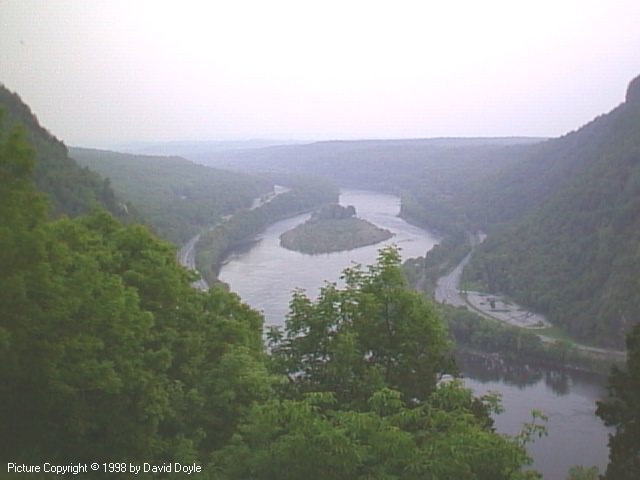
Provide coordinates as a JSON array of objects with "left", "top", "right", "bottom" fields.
[
  {"left": 454, "top": 351, "right": 606, "bottom": 396},
  {"left": 218, "top": 189, "right": 612, "bottom": 480},
  {"left": 459, "top": 352, "right": 611, "bottom": 479},
  {"left": 219, "top": 190, "right": 439, "bottom": 327}
]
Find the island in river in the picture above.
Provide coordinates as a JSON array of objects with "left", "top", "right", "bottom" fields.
[{"left": 279, "top": 203, "right": 393, "bottom": 254}]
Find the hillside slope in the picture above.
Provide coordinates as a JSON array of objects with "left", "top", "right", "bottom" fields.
[
  {"left": 70, "top": 148, "right": 271, "bottom": 244},
  {"left": 0, "top": 85, "right": 123, "bottom": 218},
  {"left": 465, "top": 75, "right": 640, "bottom": 348}
]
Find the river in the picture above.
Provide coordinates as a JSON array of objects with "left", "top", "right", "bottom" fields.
[{"left": 218, "top": 189, "right": 611, "bottom": 479}]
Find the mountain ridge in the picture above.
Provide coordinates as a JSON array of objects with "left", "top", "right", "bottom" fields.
[
  {"left": 465, "top": 74, "right": 640, "bottom": 348},
  {"left": 0, "top": 84, "right": 124, "bottom": 218}
]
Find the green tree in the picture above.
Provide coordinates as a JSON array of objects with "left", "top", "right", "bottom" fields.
[
  {"left": 566, "top": 465, "right": 600, "bottom": 480},
  {"left": 597, "top": 324, "right": 640, "bottom": 479},
  {"left": 216, "top": 381, "right": 541, "bottom": 479},
  {"left": 228, "top": 249, "right": 544, "bottom": 479},
  {"left": 0, "top": 120, "right": 273, "bottom": 469},
  {"left": 268, "top": 246, "right": 452, "bottom": 407}
]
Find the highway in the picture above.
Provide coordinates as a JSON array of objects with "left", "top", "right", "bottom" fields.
[
  {"left": 434, "top": 252, "right": 472, "bottom": 308},
  {"left": 177, "top": 234, "right": 209, "bottom": 291},
  {"left": 433, "top": 236, "right": 626, "bottom": 360}
]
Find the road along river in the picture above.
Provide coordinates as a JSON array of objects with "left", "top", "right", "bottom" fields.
[
  {"left": 218, "top": 189, "right": 611, "bottom": 479},
  {"left": 219, "top": 189, "right": 439, "bottom": 326}
]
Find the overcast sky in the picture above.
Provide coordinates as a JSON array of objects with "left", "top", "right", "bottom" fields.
[{"left": 2, "top": 0, "right": 640, "bottom": 147}]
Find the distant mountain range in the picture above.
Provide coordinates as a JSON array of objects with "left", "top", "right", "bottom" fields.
[
  {"left": 111, "top": 139, "right": 302, "bottom": 157},
  {"left": 171, "top": 74, "right": 640, "bottom": 349},
  {"left": 4, "top": 72, "right": 640, "bottom": 348}
]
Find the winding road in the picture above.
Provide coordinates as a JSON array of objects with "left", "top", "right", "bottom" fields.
[
  {"left": 178, "top": 234, "right": 209, "bottom": 291},
  {"left": 434, "top": 252, "right": 472, "bottom": 308},
  {"left": 434, "top": 235, "right": 626, "bottom": 360},
  {"left": 176, "top": 185, "right": 291, "bottom": 292}
]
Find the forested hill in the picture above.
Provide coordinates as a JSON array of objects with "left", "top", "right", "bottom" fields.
[
  {"left": 192, "top": 137, "right": 542, "bottom": 193},
  {"left": 1, "top": 101, "right": 539, "bottom": 476},
  {"left": 70, "top": 148, "right": 271, "bottom": 244},
  {"left": 466, "top": 75, "right": 640, "bottom": 348},
  {"left": 455, "top": 78, "right": 639, "bottom": 232},
  {"left": 0, "top": 85, "right": 123, "bottom": 218}
]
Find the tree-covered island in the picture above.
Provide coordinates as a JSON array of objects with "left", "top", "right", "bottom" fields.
[{"left": 280, "top": 203, "right": 393, "bottom": 254}]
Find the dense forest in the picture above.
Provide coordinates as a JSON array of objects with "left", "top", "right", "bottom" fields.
[
  {"left": 4, "top": 74, "right": 640, "bottom": 477},
  {"left": 0, "top": 89, "right": 551, "bottom": 478},
  {"left": 189, "top": 76, "right": 640, "bottom": 350},
  {"left": 0, "top": 85, "right": 125, "bottom": 218},
  {"left": 71, "top": 147, "right": 271, "bottom": 244},
  {"left": 464, "top": 76, "right": 640, "bottom": 348},
  {"left": 0, "top": 119, "right": 272, "bottom": 470}
]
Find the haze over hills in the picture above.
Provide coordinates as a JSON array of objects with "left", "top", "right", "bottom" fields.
[
  {"left": 0, "top": 84, "right": 125, "bottom": 219},
  {"left": 132, "top": 74, "right": 640, "bottom": 349},
  {"left": 188, "top": 136, "right": 544, "bottom": 181},
  {"left": 4, "top": 68, "right": 640, "bottom": 478},
  {"left": 3, "top": 87, "right": 540, "bottom": 479},
  {"left": 111, "top": 139, "right": 302, "bottom": 158},
  {"left": 4, "top": 0, "right": 640, "bottom": 475},
  {"left": 464, "top": 75, "right": 640, "bottom": 348},
  {"left": 70, "top": 147, "right": 271, "bottom": 244}
]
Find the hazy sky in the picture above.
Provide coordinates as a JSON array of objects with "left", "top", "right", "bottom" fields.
[{"left": 2, "top": 0, "right": 640, "bottom": 147}]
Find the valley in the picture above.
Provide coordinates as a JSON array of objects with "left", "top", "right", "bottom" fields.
[
  {"left": 3, "top": 70, "right": 640, "bottom": 479},
  {"left": 216, "top": 189, "right": 613, "bottom": 479}
]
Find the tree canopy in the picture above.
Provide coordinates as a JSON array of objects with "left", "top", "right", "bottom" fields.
[
  {"left": 216, "top": 247, "right": 542, "bottom": 479},
  {"left": 597, "top": 325, "right": 640, "bottom": 479},
  {"left": 1, "top": 114, "right": 542, "bottom": 478},
  {"left": 0, "top": 120, "right": 272, "bottom": 468},
  {"left": 268, "top": 247, "right": 452, "bottom": 406}
]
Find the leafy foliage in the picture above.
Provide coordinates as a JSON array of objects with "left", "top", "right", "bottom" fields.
[
  {"left": 0, "top": 122, "right": 272, "bottom": 468},
  {"left": 0, "top": 85, "right": 124, "bottom": 218},
  {"left": 597, "top": 324, "right": 640, "bottom": 479},
  {"left": 216, "top": 248, "right": 541, "bottom": 479},
  {"left": 268, "top": 247, "right": 452, "bottom": 406},
  {"left": 1, "top": 93, "right": 548, "bottom": 479},
  {"left": 216, "top": 384, "right": 540, "bottom": 480},
  {"left": 465, "top": 79, "right": 640, "bottom": 348}
]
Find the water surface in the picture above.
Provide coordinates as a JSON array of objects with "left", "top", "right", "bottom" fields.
[
  {"left": 218, "top": 189, "right": 611, "bottom": 479},
  {"left": 220, "top": 190, "right": 439, "bottom": 326}
]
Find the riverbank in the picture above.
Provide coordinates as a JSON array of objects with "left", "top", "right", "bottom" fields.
[
  {"left": 429, "top": 233, "right": 626, "bottom": 370},
  {"left": 442, "top": 304, "right": 620, "bottom": 375},
  {"left": 216, "top": 189, "right": 613, "bottom": 479},
  {"left": 218, "top": 189, "right": 439, "bottom": 326},
  {"left": 194, "top": 180, "right": 338, "bottom": 284}
]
